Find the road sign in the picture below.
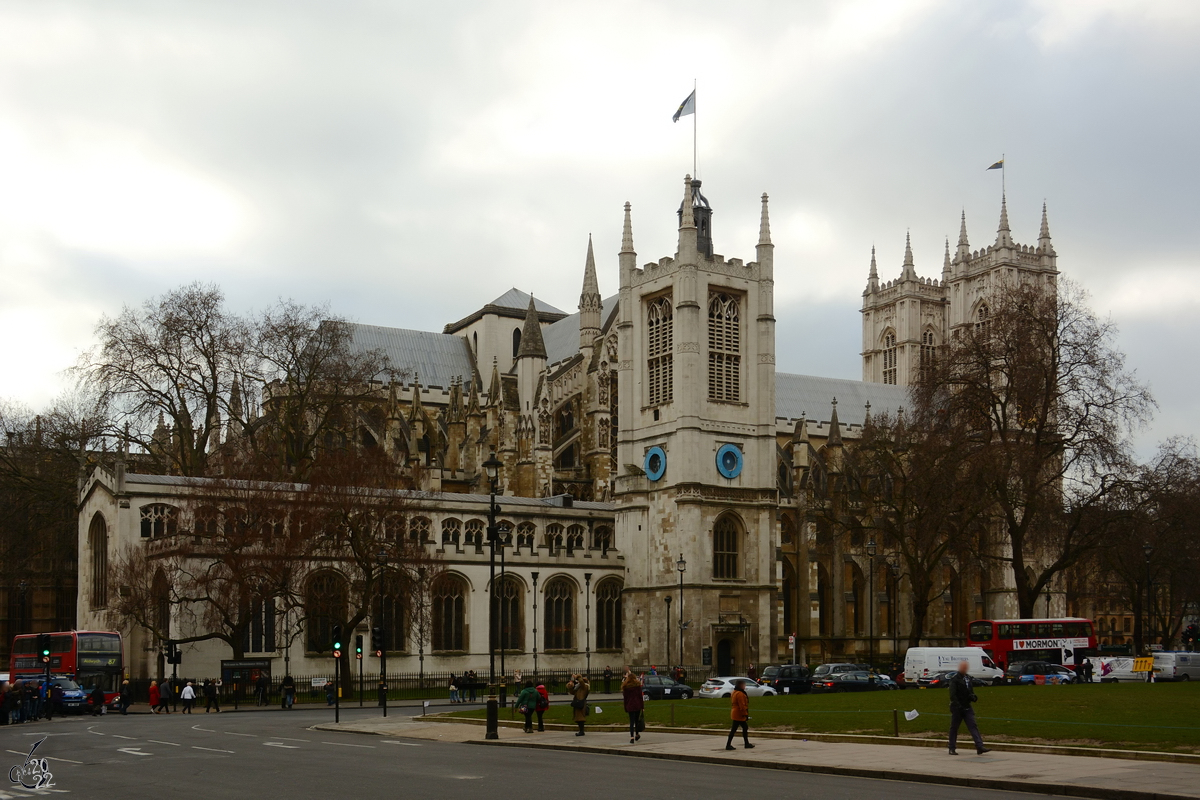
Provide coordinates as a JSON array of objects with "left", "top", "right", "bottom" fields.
[{"left": 788, "top": 634, "right": 795, "bottom": 646}]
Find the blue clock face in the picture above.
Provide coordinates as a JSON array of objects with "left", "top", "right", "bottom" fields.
[
  {"left": 716, "top": 443, "right": 743, "bottom": 479},
  {"left": 644, "top": 446, "right": 667, "bottom": 481}
]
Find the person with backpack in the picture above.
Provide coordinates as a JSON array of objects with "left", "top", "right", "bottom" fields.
[
  {"left": 725, "top": 679, "right": 753, "bottom": 750},
  {"left": 280, "top": 674, "right": 295, "bottom": 709},
  {"left": 535, "top": 683, "right": 550, "bottom": 732},
  {"left": 515, "top": 680, "right": 540, "bottom": 734},
  {"left": 622, "top": 671, "right": 645, "bottom": 744}
]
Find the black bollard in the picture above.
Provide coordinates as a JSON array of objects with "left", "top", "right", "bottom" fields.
[{"left": 485, "top": 689, "right": 499, "bottom": 740}]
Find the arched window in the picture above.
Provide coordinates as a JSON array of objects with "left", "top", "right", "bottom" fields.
[
  {"left": 512, "top": 327, "right": 522, "bottom": 359},
  {"left": 975, "top": 304, "right": 991, "bottom": 334},
  {"left": 646, "top": 295, "right": 674, "bottom": 406},
  {"left": 194, "top": 506, "right": 221, "bottom": 541},
  {"left": 441, "top": 518, "right": 461, "bottom": 546},
  {"left": 713, "top": 514, "right": 741, "bottom": 580},
  {"left": 595, "top": 579, "right": 622, "bottom": 650},
  {"left": 544, "top": 577, "right": 575, "bottom": 650},
  {"left": 566, "top": 525, "right": 584, "bottom": 552},
  {"left": 305, "top": 572, "right": 348, "bottom": 652},
  {"left": 410, "top": 517, "right": 431, "bottom": 542},
  {"left": 707, "top": 292, "right": 741, "bottom": 402},
  {"left": 882, "top": 331, "right": 897, "bottom": 385},
  {"left": 920, "top": 328, "right": 937, "bottom": 376},
  {"left": 464, "top": 519, "right": 485, "bottom": 547},
  {"left": 383, "top": 515, "right": 406, "bottom": 542},
  {"left": 140, "top": 503, "right": 179, "bottom": 539},
  {"left": 516, "top": 522, "right": 536, "bottom": 550},
  {"left": 491, "top": 575, "right": 523, "bottom": 652},
  {"left": 89, "top": 513, "right": 108, "bottom": 608},
  {"left": 592, "top": 525, "right": 612, "bottom": 553},
  {"left": 374, "top": 571, "right": 406, "bottom": 653},
  {"left": 545, "top": 524, "right": 564, "bottom": 552},
  {"left": 431, "top": 574, "right": 467, "bottom": 651}
]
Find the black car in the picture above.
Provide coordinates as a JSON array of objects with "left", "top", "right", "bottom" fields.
[
  {"left": 771, "top": 664, "right": 812, "bottom": 695},
  {"left": 810, "top": 670, "right": 891, "bottom": 694},
  {"left": 640, "top": 674, "right": 693, "bottom": 700},
  {"left": 917, "top": 670, "right": 955, "bottom": 689},
  {"left": 810, "top": 663, "right": 861, "bottom": 680}
]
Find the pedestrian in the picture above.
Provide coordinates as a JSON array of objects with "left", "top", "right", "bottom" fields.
[
  {"left": 648, "top": 665, "right": 657, "bottom": 676},
  {"left": 88, "top": 684, "right": 107, "bottom": 717},
  {"left": 281, "top": 674, "right": 295, "bottom": 709},
  {"left": 0, "top": 681, "right": 9, "bottom": 725},
  {"left": 449, "top": 674, "right": 460, "bottom": 704},
  {"left": 603, "top": 665, "right": 614, "bottom": 694},
  {"left": 566, "top": 673, "right": 590, "bottom": 737},
  {"left": 46, "top": 681, "right": 60, "bottom": 721},
  {"left": 118, "top": 680, "right": 131, "bottom": 715},
  {"left": 159, "top": 680, "right": 174, "bottom": 714},
  {"left": 467, "top": 670, "right": 478, "bottom": 703},
  {"left": 1082, "top": 658, "right": 1094, "bottom": 684},
  {"left": 515, "top": 680, "right": 539, "bottom": 734},
  {"left": 256, "top": 673, "right": 270, "bottom": 706},
  {"left": 748, "top": 663, "right": 757, "bottom": 681},
  {"left": 535, "top": 683, "right": 549, "bottom": 732},
  {"left": 180, "top": 681, "right": 196, "bottom": 714},
  {"left": 204, "top": 678, "right": 221, "bottom": 713},
  {"left": 622, "top": 671, "right": 645, "bottom": 745},
  {"left": 148, "top": 680, "right": 161, "bottom": 714},
  {"left": 948, "top": 660, "right": 990, "bottom": 755},
  {"left": 324, "top": 680, "right": 335, "bottom": 706},
  {"left": 725, "top": 679, "right": 753, "bottom": 750}
]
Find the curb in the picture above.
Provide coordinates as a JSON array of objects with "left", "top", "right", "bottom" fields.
[{"left": 469, "top": 738, "right": 1197, "bottom": 800}]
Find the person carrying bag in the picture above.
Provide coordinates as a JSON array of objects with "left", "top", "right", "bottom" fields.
[
  {"left": 566, "top": 673, "right": 590, "bottom": 737},
  {"left": 621, "top": 670, "right": 645, "bottom": 745}
]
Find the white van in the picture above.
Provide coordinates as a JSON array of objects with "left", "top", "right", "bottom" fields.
[
  {"left": 904, "top": 647, "right": 1004, "bottom": 685},
  {"left": 1153, "top": 652, "right": 1200, "bottom": 682},
  {"left": 1097, "top": 657, "right": 1151, "bottom": 682}
]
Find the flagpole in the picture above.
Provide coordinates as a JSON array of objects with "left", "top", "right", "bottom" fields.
[
  {"left": 1002, "top": 152, "right": 1006, "bottom": 196},
  {"left": 693, "top": 78, "right": 697, "bottom": 179}
]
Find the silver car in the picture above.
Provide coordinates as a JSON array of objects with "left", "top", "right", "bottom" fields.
[{"left": 698, "top": 677, "right": 777, "bottom": 698}]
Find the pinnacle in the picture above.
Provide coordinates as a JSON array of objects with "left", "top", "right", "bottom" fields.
[
  {"left": 581, "top": 234, "right": 599, "bottom": 298},
  {"left": 958, "top": 209, "right": 969, "bottom": 247},
  {"left": 758, "top": 192, "right": 772, "bottom": 246},
  {"left": 516, "top": 295, "right": 547, "bottom": 359},
  {"left": 621, "top": 201, "right": 635, "bottom": 254}
]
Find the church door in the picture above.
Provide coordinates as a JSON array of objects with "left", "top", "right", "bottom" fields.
[{"left": 717, "top": 639, "right": 734, "bottom": 676}]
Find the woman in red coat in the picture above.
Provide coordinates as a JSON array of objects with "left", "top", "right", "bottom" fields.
[
  {"left": 148, "top": 681, "right": 161, "bottom": 715},
  {"left": 726, "top": 680, "right": 753, "bottom": 750},
  {"left": 621, "top": 671, "right": 645, "bottom": 744}
]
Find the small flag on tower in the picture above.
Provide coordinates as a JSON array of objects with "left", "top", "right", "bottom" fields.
[
  {"left": 673, "top": 89, "right": 696, "bottom": 122},
  {"left": 987, "top": 159, "right": 1004, "bottom": 170}
]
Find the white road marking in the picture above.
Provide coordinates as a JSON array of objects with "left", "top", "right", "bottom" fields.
[
  {"left": 320, "top": 741, "right": 374, "bottom": 748},
  {"left": 116, "top": 747, "right": 150, "bottom": 757},
  {"left": 275, "top": 737, "right": 309, "bottom": 742},
  {"left": 192, "top": 746, "right": 234, "bottom": 753},
  {"left": 86, "top": 730, "right": 105, "bottom": 736},
  {"left": 6, "top": 749, "right": 82, "bottom": 765},
  {"left": 109, "top": 734, "right": 135, "bottom": 740},
  {"left": 147, "top": 740, "right": 180, "bottom": 746},
  {"left": 190, "top": 726, "right": 217, "bottom": 732},
  {"left": 223, "top": 732, "right": 256, "bottom": 737},
  {"left": 382, "top": 741, "right": 421, "bottom": 746},
  {"left": 263, "top": 742, "right": 299, "bottom": 749}
]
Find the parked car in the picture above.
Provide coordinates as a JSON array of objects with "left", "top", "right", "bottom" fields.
[
  {"left": 810, "top": 671, "right": 892, "bottom": 694},
  {"left": 917, "top": 670, "right": 955, "bottom": 689},
  {"left": 640, "top": 674, "right": 693, "bottom": 700},
  {"left": 871, "top": 673, "right": 901, "bottom": 690},
  {"left": 770, "top": 664, "right": 812, "bottom": 695},
  {"left": 1006, "top": 661, "right": 1076, "bottom": 685},
  {"left": 759, "top": 665, "right": 781, "bottom": 684},
  {"left": 48, "top": 677, "right": 88, "bottom": 713},
  {"left": 698, "top": 677, "right": 777, "bottom": 698},
  {"left": 1153, "top": 652, "right": 1200, "bottom": 682},
  {"left": 810, "top": 663, "right": 861, "bottom": 680}
]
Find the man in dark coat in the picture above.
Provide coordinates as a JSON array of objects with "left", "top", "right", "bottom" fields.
[{"left": 948, "top": 661, "right": 990, "bottom": 755}]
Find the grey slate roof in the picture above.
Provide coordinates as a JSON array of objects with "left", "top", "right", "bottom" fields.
[
  {"left": 543, "top": 295, "right": 619, "bottom": 366},
  {"left": 775, "top": 372, "right": 910, "bottom": 427},
  {"left": 342, "top": 322, "right": 476, "bottom": 389},
  {"left": 487, "top": 288, "right": 565, "bottom": 316}
]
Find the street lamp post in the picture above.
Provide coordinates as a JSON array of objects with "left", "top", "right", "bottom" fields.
[
  {"left": 866, "top": 540, "right": 876, "bottom": 668},
  {"left": 584, "top": 573, "right": 592, "bottom": 679},
  {"left": 376, "top": 547, "right": 389, "bottom": 718},
  {"left": 887, "top": 560, "right": 900, "bottom": 661},
  {"left": 482, "top": 452, "right": 504, "bottom": 741},
  {"left": 677, "top": 555, "right": 687, "bottom": 667},
  {"left": 531, "top": 571, "right": 540, "bottom": 678},
  {"left": 1144, "top": 542, "right": 1154, "bottom": 655},
  {"left": 417, "top": 566, "right": 426, "bottom": 690},
  {"left": 499, "top": 526, "right": 509, "bottom": 690},
  {"left": 664, "top": 596, "right": 672, "bottom": 665}
]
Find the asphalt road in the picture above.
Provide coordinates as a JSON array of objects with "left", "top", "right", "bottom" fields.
[{"left": 0, "top": 706, "right": 1061, "bottom": 799}]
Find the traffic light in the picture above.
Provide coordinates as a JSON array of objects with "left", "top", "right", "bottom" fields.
[
  {"left": 165, "top": 640, "right": 182, "bottom": 665},
  {"left": 372, "top": 625, "right": 385, "bottom": 656},
  {"left": 332, "top": 624, "right": 343, "bottom": 659},
  {"left": 37, "top": 633, "right": 51, "bottom": 664},
  {"left": 355, "top": 634, "right": 363, "bottom": 660}
]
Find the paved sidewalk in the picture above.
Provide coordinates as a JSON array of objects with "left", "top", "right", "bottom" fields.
[{"left": 315, "top": 717, "right": 1200, "bottom": 799}]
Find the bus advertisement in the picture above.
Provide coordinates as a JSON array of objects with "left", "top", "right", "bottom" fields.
[
  {"left": 966, "top": 618, "right": 1097, "bottom": 670},
  {"left": 9, "top": 631, "right": 124, "bottom": 705}
]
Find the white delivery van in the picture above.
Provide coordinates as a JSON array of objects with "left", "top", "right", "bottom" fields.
[
  {"left": 1153, "top": 652, "right": 1200, "bottom": 682},
  {"left": 1097, "top": 657, "right": 1151, "bottom": 682},
  {"left": 904, "top": 647, "right": 1004, "bottom": 685}
]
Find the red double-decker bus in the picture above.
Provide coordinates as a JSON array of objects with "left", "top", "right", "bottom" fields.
[
  {"left": 10, "top": 631, "right": 124, "bottom": 704},
  {"left": 967, "top": 618, "right": 1096, "bottom": 670}
]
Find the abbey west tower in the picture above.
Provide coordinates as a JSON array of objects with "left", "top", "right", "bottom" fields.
[{"left": 616, "top": 176, "right": 777, "bottom": 675}]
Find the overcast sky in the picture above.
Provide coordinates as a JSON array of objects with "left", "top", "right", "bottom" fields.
[{"left": 1, "top": 0, "right": 1197, "bottom": 453}]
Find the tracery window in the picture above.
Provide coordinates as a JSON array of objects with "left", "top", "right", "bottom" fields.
[
  {"left": 595, "top": 579, "right": 623, "bottom": 650},
  {"left": 441, "top": 518, "right": 461, "bottom": 546},
  {"left": 431, "top": 574, "right": 467, "bottom": 651},
  {"left": 516, "top": 522, "right": 536, "bottom": 549},
  {"left": 140, "top": 503, "right": 179, "bottom": 539},
  {"left": 545, "top": 523, "right": 564, "bottom": 552},
  {"left": 543, "top": 578, "right": 575, "bottom": 650},
  {"left": 920, "top": 328, "right": 937, "bottom": 377},
  {"left": 713, "top": 514, "right": 741, "bottom": 580},
  {"left": 592, "top": 525, "right": 612, "bottom": 553},
  {"left": 975, "top": 304, "right": 991, "bottom": 335},
  {"left": 490, "top": 575, "right": 523, "bottom": 651},
  {"left": 89, "top": 514, "right": 108, "bottom": 608},
  {"left": 464, "top": 519, "right": 485, "bottom": 547},
  {"left": 882, "top": 331, "right": 897, "bottom": 385},
  {"left": 646, "top": 295, "right": 674, "bottom": 406},
  {"left": 566, "top": 525, "right": 585, "bottom": 552},
  {"left": 410, "top": 517, "right": 431, "bottom": 542},
  {"left": 707, "top": 292, "right": 741, "bottom": 402}
]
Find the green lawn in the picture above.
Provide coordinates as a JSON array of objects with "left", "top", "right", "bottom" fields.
[{"left": 446, "top": 682, "right": 1200, "bottom": 753}]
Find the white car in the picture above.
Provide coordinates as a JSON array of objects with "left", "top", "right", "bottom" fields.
[{"left": 698, "top": 677, "right": 777, "bottom": 698}]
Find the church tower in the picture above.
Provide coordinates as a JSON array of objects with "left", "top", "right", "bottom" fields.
[{"left": 616, "top": 176, "right": 777, "bottom": 675}]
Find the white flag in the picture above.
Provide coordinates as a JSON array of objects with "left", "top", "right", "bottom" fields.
[
  {"left": 904, "top": 709, "right": 919, "bottom": 721},
  {"left": 672, "top": 90, "right": 696, "bottom": 122}
]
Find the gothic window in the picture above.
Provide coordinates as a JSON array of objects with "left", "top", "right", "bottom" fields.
[
  {"left": 975, "top": 304, "right": 991, "bottom": 335},
  {"left": 713, "top": 513, "right": 741, "bottom": 580},
  {"left": 595, "top": 579, "right": 623, "bottom": 650},
  {"left": 646, "top": 295, "right": 674, "bottom": 406},
  {"left": 373, "top": 571, "right": 406, "bottom": 653},
  {"left": 194, "top": 506, "right": 221, "bottom": 541},
  {"left": 592, "top": 525, "right": 612, "bottom": 553},
  {"left": 920, "top": 328, "right": 937, "bottom": 377},
  {"left": 243, "top": 597, "right": 277, "bottom": 653},
  {"left": 516, "top": 522, "right": 536, "bottom": 549},
  {"left": 305, "top": 572, "right": 348, "bottom": 652},
  {"left": 543, "top": 577, "right": 575, "bottom": 650},
  {"left": 512, "top": 327, "right": 522, "bottom": 359},
  {"left": 566, "top": 525, "right": 584, "bottom": 552},
  {"left": 431, "top": 574, "right": 467, "bottom": 651},
  {"left": 464, "top": 519, "right": 485, "bottom": 547},
  {"left": 383, "top": 515, "right": 406, "bottom": 542},
  {"left": 410, "top": 516, "right": 431, "bottom": 542},
  {"left": 554, "top": 443, "right": 578, "bottom": 469},
  {"left": 545, "top": 523, "right": 564, "bottom": 552},
  {"left": 707, "top": 292, "right": 741, "bottom": 402},
  {"left": 140, "top": 503, "right": 179, "bottom": 539},
  {"left": 555, "top": 404, "right": 576, "bottom": 439},
  {"left": 441, "top": 518, "right": 461, "bottom": 546},
  {"left": 490, "top": 575, "right": 523, "bottom": 652},
  {"left": 882, "top": 331, "right": 897, "bottom": 385},
  {"left": 89, "top": 513, "right": 108, "bottom": 608}
]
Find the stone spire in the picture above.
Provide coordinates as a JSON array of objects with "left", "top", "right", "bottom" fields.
[
  {"left": 619, "top": 201, "right": 637, "bottom": 282},
  {"left": 677, "top": 174, "right": 695, "bottom": 257},
  {"left": 621, "top": 202, "right": 635, "bottom": 254},
  {"left": 1038, "top": 201, "right": 1054, "bottom": 253},
  {"left": 757, "top": 193, "right": 772, "bottom": 246},
  {"left": 956, "top": 209, "right": 971, "bottom": 261},
  {"left": 579, "top": 235, "right": 602, "bottom": 350},
  {"left": 756, "top": 192, "right": 772, "bottom": 278},
  {"left": 487, "top": 357, "right": 501, "bottom": 407},
  {"left": 995, "top": 193, "right": 1013, "bottom": 247},
  {"left": 866, "top": 245, "right": 879, "bottom": 293},
  {"left": 900, "top": 230, "right": 917, "bottom": 281},
  {"left": 827, "top": 397, "right": 842, "bottom": 447},
  {"left": 943, "top": 237, "right": 952, "bottom": 282},
  {"left": 229, "top": 375, "right": 243, "bottom": 420},
  {"left": 516, "top": 295, "right": 547, "bottom": 359}
]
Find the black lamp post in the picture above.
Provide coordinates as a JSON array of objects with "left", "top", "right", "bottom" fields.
[
  {"left": 498, "top": 524, "right": 510, "bottom": 690},
  {"left": 531, "top": 571, "right": 540, "bottom": 678},
  {"left": 1143, "top": 541, "right": 1154, "bottom": 655},
  {"left": 866, "top": 540, "right": 876, "bottom": 668},
  {"left": 584, "top": 572, "right": 592, "bottom": 679},
  {"left": 482, "top": 452, "right": 503, "bottom": 741},
  {"left": 376, "top": 547, "right": 389, "bottom": 718},
  {"left": 417, "top": 565, "right": 426, "bottom": 691},
  {"left": 887, "top": 559, "right": 900, "bottom": 661},
  {"left": 664, "top": 596, "right": 672, "bottom": 665},
  {"left": 677, "top": 555, "right": 686, "bottom": 667}
]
